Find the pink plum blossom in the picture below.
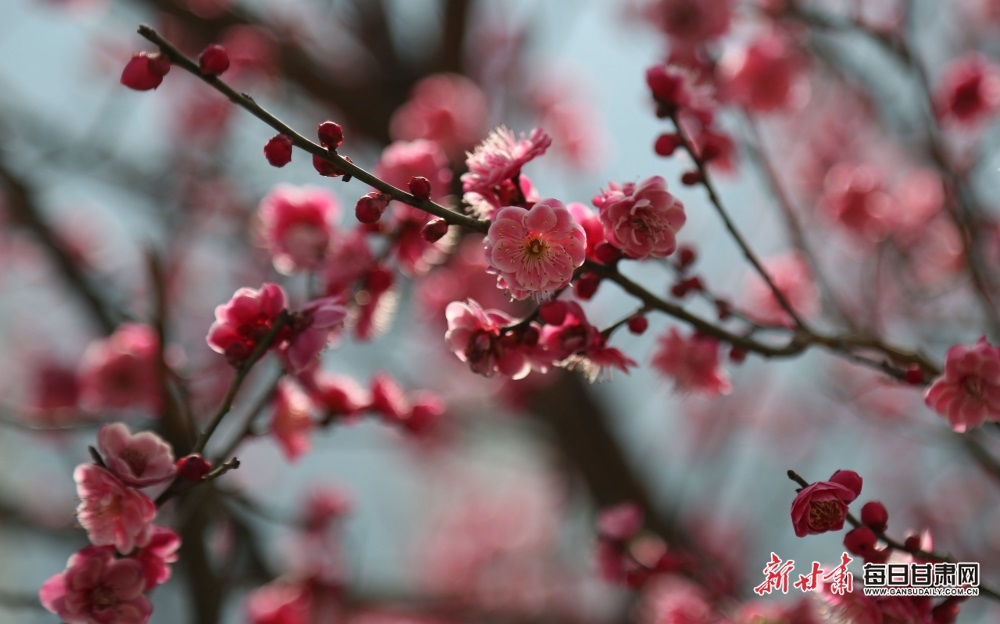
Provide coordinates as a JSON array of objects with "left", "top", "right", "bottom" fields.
[
  {"left": 283, "top": 297, "right": 348, "bottom": 372},
  {"left": 74, "top": 464, "right": 156, "bottom": 554},
  {"left": 389, "top": 73, "right": 489, "bottom": 160},
  {"left": 645, "top": 64, "right": 716, "bottom": 117},
  {"left": 790, "top": 479, "right": 858, "bottom": 537},
  {"left": 207, "top": 283, "right": 288, "bottom": 367},
  {"left": 271, "top": 380, "right": 315, "bottom": 461},
  {"left": 819, "top": 163, "right": 898, "bottom": 242},
  {"left": 538, "top": 301, "right": 636, "bottom": 381},
  {"left": 925, "top": 337, "right": 1000, "bottom": 431},
  {"left": 718, "top": 33, "right": 807, "bottom": 113},
  {"left": 258, "top": 185, "right": 339, "bottom": 274},
  {"left": 744, "top": 253, "right": 820, "bottom": 327},
  {"left": 484, "top": 199, "right": 586, "bottom": 300},
  {"left": 461, "top": 126, "right": 552, "bottom": 194},
  {"left": 132, "top": 526, "right": 181, "bottom": 590},
  {"left": 444, "top": 299, "right": 533, "bottom": 379},
  {"left": 96, "top": 423, "right": 176, "bottom": 487},
  {"left": 641, "top": 0, "right": 733, "bottom": 48},
  {"left": 593, "top": 176, "right": 686, "bottom": 259},
  {"left": 935, "top": 52, "right": 1000, "bottom": 126},
  {"left": 40, "top": 546, "right": 151, "bottom": 624},
  {"left": 650, "top": 328, "right": 732, "bottom": 396},
  {"left": 78, "top": 323, "right": 160, "bottom": 412}
]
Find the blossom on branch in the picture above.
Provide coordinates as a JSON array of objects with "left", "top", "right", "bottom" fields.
[
  {"left": 461, "top": 126, "right": 552, "bottom": 194},
  {"left": 925, "top": 336, "right": 1000, "bottom": 431},
  {"left": 40, "top": 546, "right": 152, "bottom": 624},
  {"left": 650, "top": 328, "right": 731, "bottom": 396},
  {"left": 74, "top": 464, "right": 156, "bottom": 554},
  {"left": 485, "top": 199, "right": 586, "bottom": 300},
  {"left": 96, "top": 423, "right": 176, "bottom": 487},
  {"left": 207, "top": 283, "right": 288, "bottom": 367},
  {"left": 790, "top": 472, "right": 861, "bottom": 538},
  {"left": 445, "top": 299, "right": 534, "bottom": 379},
  {"left": 78, "top": 324, "right": 160, "bottom": 413},
  {"left": 258, "top": 185, "right": 339, "bottom": 274},
  {"left": 593, "top": 175, "right": 686, "bottom": 259},
  {"left": 935, "top": 52, "right": 1000, "bottom": 126}
]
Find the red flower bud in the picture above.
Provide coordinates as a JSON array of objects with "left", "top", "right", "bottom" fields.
[
  {"left": 408, "top": 176, "right": 432, "bottom": 200},
  {"left": 313, "top": 154, "right": 341, "bottom": 177},
  {"left": 904, "top": 365, "right": 925, "bottom": 385},
  {"left": 654, "top": 133, "right": 679, "bottom": 156},
  {"left": 421, "top": 218, "right": 449, "bottom": 243},
  {"left": 676, "top": 244, "right": 696, "bottom": 269},
  {"left": 355, "top": 193, "right": 387, "bottom": 224},
  {"left": 317, "top": 121, "right": 344, "bottom": 150},
  {"left": 176, "top": 454, "right": 211, "bottom": 482},
  {"left": 121, "top": 52, "right": 171, "bottom": 91},
  {"left": 729, "top": 346, "right": 747, "bottom": 363},
  {"left": 627, "top": 315, "right": 649, "bottom": 335},
  {"left": 575, "top": 273, "right": 601, "bottom": 300},
  {"left": 263, "top": 134, "right": 293, "bottom": 167},
  {"left": 828, "top": 469, "right": 863, "bottom": 500},
  {"left": 860, "top": 501, "right": 889, "bottom": 532},
  {"left": 539, "top": 301, "right": 568, "bottom": 325},
  {"left": 844, "top": 526, "right": 878, "bottom": 556},
  {"left": 593, "top": 242, "right": 622, "bottom": 264},
  {"left": 198, "top": 44, "right": 230, "bottom": 76},
  {"left": 681, "top": 170, "right": 702, "bottom": 186}
]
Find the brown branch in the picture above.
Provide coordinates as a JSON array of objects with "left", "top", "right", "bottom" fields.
[
  {"left": 669, "top": 112, "right": 809, "bottom": 330},
  {"left": 138, "top": 24, "right": 484, "bottom": 232}
]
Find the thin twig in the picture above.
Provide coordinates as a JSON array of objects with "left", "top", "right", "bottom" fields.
[
  {"left": 669, "top": 112, "right": 808, "bottom": 330},
  {"left": 137, "top": 25, "right": 485, "bottom": 233}
]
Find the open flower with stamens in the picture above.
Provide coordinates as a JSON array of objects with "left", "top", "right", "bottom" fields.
[
  {"left": 462, "top": 126, "right": 552, "bottom": 194},
  {"left": 484, "top": 199, "right": 586, "bottom": 300},
  {"left": 97, "top": 423, "right": 176, "bottom": 487},
  {"left": 594, "top": 176, "right": 686, "bottom": 259},
  {"left": 790, "top": 479, "right": 858, "bottom": 538},
  {"left": 925, "top": 336, "right": 1000, "bottom": 431}
]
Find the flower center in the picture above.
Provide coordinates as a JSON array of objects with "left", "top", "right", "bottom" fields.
[
  {"left": 808, "top": 500, "right": 843, "bottom": 529},
  {"left": 963, "top": 375, "right": 986, "bottom": 401},
  {"left": 523, "top": 236, "right": 549, "bottom": 259},
  {"left": 89, "top": 585, "right": 118, "bottom": 613},
  {"left": 120, "top": 447, "right": 148, "bottom": 477}
]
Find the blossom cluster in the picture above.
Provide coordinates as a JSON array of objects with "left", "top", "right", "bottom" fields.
[{"left": 40, "top": 424, "right": 182, "bottom": 624}]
